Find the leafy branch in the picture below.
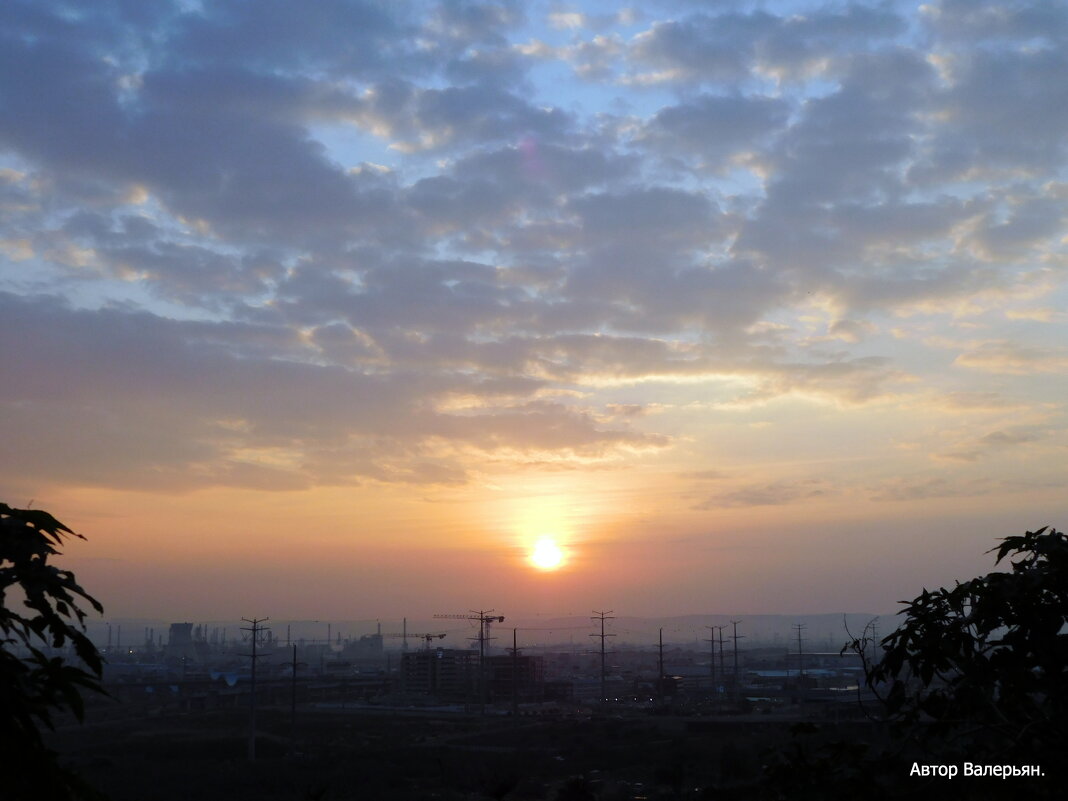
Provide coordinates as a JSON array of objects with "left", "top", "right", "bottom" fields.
[{"left": 1, "top": 502, "right": 108, "bottom": 800}]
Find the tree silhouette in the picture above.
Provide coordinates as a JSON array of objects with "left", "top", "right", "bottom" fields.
[
  {"left": 865, "top": 526, "right": 1067, "bottom": 767},
  {"left": 1, "top": 502, "right": 107, "bottom": 800},
  {"left": 765, "top": 526, "right": 1065, "bottom": 799}
]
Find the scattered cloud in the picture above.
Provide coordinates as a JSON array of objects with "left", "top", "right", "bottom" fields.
[
  {"left": 954, "top": 340, "right": 1068, "bottom": 375},
  {"left": 0, "top": 0, "right": 1065, "bottom": 504},
  {"left": 694, "top": 478, "right": 834, "bottom": 510},
  {"left": 869, "top": 476, "right": 997, "bottom": 502}
]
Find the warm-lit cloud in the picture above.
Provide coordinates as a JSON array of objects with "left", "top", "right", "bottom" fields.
[
  {"left": 1, "top": 0, "right": 1065, "bottom": 618},
  {"left": 954, "top": 340, "right": 1068, "bottom": 375}
]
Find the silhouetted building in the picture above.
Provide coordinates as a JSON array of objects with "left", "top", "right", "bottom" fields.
[
  {"left": 401, "top": 648, "right": 476, "bottom": 698},
  {"left": 164, "top": 622, "right": 199, "bottom": 665},
  {"left": 486, "top": 653, "right": 544, "bottom": 702},
  {"left": 342, "top": 631, "right": 384, "bottom": 660},
  {"left": 169, "top": 623, "right": 193, "bottom": 646}
]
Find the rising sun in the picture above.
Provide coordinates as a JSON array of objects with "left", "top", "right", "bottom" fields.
[{"left": 529, "top": 538, "right": 565, "bottom": 571}]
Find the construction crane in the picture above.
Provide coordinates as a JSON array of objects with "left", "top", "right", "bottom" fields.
[
  {"left": 434, "top": 611, "right": 504, "bottom": 653},
  {"left": 384, "top": 632, "right": 447, "bottom": 651},
  {"left": 434, "top": 610, "right": 505, "bottom": 714}
]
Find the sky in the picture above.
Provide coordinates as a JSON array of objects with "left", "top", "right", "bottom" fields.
[{"left": 1, "top": 0, "right": 1066, "bottom": 623}]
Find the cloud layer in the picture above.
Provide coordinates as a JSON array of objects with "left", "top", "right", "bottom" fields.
[{"left": 1, "top": 0, "right": 1065, "bottom": 504}]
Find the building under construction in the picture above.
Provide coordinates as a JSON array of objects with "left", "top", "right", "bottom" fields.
[{"left": 401, "top": 648, "right": 477, "bottom": 698}]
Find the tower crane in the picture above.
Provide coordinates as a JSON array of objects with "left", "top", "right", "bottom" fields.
[
  {"left": 434, "top": 611, "right": 505, "bottom": 654},
  {"left": 384, "top": 632, "right": 447, "bottom": 651},
  {"left": 434, "top": 610, "right": 505, "bottom": 714}
]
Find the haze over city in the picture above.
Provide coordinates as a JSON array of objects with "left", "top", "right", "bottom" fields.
[{"left": 2, "top": 0, "right": 1065, "bottom": 623}]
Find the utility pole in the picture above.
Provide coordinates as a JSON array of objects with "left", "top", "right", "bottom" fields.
[
  {"left": 313, "top": 620, "right": 330, "bottom": 674},
  {"left": 291, "top": 643, "right": 298, "bottom": 740},
  {"left": 476, "top": 611, "right": 494, "bottom": 714},
  {"left": 241, "top": 617, "right": 269, "bottom": 762},
  {"left": 714, "top": 625, "right": 727, "bottom": 693},
  {"left": 657, "top": 628, "right": 665, "bottom": 707},
  {"left": 731, "top": 620, "right": 744, "bottom": 701},
  {"left": 703, "top": 625, "right": 717, "bottom": 686},
  {"left": 510, "top": 628, "right": 519, "bottom": 719},
  {"left": 794, "top": 623, "right": 807, "bottom": 710},
  {"left": 288, "top": 643, "right": 310, "bottom": 754},
  {"left": 590, "top": 610, "right": 615, "bottom": 703}
]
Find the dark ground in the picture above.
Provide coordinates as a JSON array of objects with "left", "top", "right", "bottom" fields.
[
  {"left": 47, "top": 704, "right": 1056, "bottom": 800},
  {"left": 47, "top": 705, "right": 808, "bottom": 800}
]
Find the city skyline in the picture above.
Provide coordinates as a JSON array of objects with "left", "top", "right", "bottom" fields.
[
  {"left": 80, "top": 612, "right": 884, "bottom": 653},
  {"left": 1, "top": 0, "right": 1065, "bottom": 621}
]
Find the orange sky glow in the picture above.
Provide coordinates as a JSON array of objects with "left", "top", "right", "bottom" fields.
[{"left": 2, "top": 0, "right": 1066, "bottom": 628}]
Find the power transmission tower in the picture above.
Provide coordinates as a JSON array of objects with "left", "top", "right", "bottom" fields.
[
  {"left": 793, "top": 623, "right": 806, "bottom": 680},
  {"left": 657, "top": 628, "right": 665, "bottom": 707},
  {"left": 731, "top": 620, "right": 744, "bottom": 701},
  {"left": 589, "top": 610, "right": 615, "bottom": 703},
  {"left": 291, "top": 643, "right": 298, "bottom": 741},
  {"left": 288, "top": 643, "right": 311, "bottom": 753},
  {"left": 714, "top": 625, "right": 727, "bottom": 693},
  {"left": 241, "top": 616, "right": 270, "bottom": 761},
  {"left": 703, "top": 625, "right": 717, "bottom": 685},
  {"left": 509, "top": 628, "right": 519, "bottom": 718}
]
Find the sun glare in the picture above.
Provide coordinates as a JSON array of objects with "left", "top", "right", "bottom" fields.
[{"left": 529, "top": 538, "right": 565, "bottom": 571}]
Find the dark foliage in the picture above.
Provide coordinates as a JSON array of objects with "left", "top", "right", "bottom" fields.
[
  {"left": 764, "top": 526, "right": 1067, "bottom": 799},
  {"left": 869, "top": 526, "right": 1068, "bottom": 764},
  {"left": 1, "top": 502, "right": 107, "bottom": 800}
]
